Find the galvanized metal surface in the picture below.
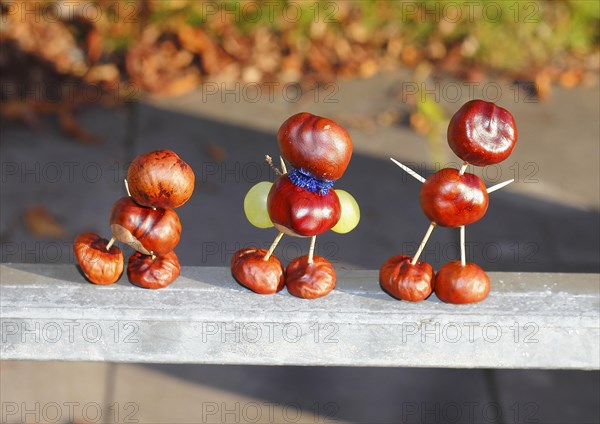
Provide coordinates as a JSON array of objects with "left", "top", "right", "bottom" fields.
[{"left": 1, "top": 264, "right": 598, "bottom": 369}]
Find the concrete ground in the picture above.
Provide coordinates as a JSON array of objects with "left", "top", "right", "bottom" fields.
[{"left": 1, "top": 73, "right": 599, "bottom": 423}]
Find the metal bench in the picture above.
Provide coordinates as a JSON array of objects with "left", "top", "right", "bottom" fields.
[{"left": 1, "top": 263, "right": 598, "bottom": 369}]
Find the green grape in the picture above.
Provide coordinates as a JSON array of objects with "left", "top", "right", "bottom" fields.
[
  {"left": 244, "top": 181, "right": 274, "bottom": 228},
  {"left": 331, "top": 189, "right": 360, "bottom": 234}
]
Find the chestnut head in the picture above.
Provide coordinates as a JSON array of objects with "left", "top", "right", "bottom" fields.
[
  {"left": 74, "top": 233, "right": 124, "bottom": 285},
  {"left": 447, "top": 100, "right": 517, "bottom": 166},
  {"left": 278, "top": 113, "right": 353, "bottom": 180},
  {"left": 127, "top": 149, "right": 195, "bottom": 208}
]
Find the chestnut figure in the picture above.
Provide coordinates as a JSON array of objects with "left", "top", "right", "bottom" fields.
[
  {"left": 447, "top": 100, "right": 517, "bottom": 166},
  {"left": 127, "top": 149, "right": 195, "bottom": 208},
  {"left": 231, "top": 248, "right": 285, "bottom": 294},
  {"left": 232, "top": 113, "right": 357, "bottom": 299},
  {"left": 379, "top": 255, "right": 433, "bottom": 302},
  {"left": 267, "top": 175, "right": 341, "bottom": 237},
  {"left": 278, "top": 112, "right": 353, "bottom": 180},
  {"left": 435, "top": 261, "right": 490, "bottom": 304},
  {"left": 420, "top": 168, "right": 489, "bottom": 227},
  {"left": 285, "top": 255, "right": 336, "bottom": 299},
  {"left": 383, "top": 100, "right": 519, "bottom": 305},
  {"left": 73, "top": 233, "right": 123, "bottom": 285},
  {"left": 127, "top": 251, "right": 180, "bottom": 289},
  {"left": 110, "top": 197, "right": 181, "bottom": 256}
]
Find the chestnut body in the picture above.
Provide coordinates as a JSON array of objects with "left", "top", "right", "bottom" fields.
[
  {"left": 278, "top": 113, "right": 352, "bottom": 180},
  {"left": 379, "top": 255, "right": 433, "bottom": 302},
  {"left": 110, "top": 197, "right": 181, "bottom": 255},
  {"left": 127, "top": 251, "right": 180, "bottom": 289},
  {"left": 267, "top": 175, "right": 341, "bottom": 237},
  {"left": 127, "top": 149, "right": 195, "bottom": 208},
  {"left": 435, "top": 261, "right": 490, "bottom": 304},
  {"left": 231, "top": 248, "right": 285, "bottom": 294},
  {"left": 420, "top": 168, "right": 488, "bottom": 227},
  {"left": 74, "top": 233, "right": 124, "bottom": 285},
  {"left": 447, "top": 100, "right": 517, "bottom": 166},
  {"left": 286, "top": 255, "right": 336, "bottom": 299}
]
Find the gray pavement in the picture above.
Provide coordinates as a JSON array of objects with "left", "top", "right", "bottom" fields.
[{"left": 1, "top": 73, "right": 599, "bottom": 423}]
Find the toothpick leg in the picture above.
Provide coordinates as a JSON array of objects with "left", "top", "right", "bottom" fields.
[
  {"left": 264, "top": 232, "right": 284, "bottom": 261},
  {"left": 411, "top": 222, "right": 436, "bottom": 265},
  {"left": 308, "top": 235, "right": 316, "bottom": 264},
  {"left": 460, "top": 225, "right": 466, "bottom": 266}
]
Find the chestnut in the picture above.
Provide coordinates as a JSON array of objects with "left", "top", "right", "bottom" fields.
[
  {"left": 231, "top": 248, "right": 285, "bottom": 294},
  {"left": 435, "top": 261, "right": 490, "bottom": 304},
  {"left": 447, "top": 100, "right": 517, "bottom": 166},
  {"left": 278, "top": 113, "right": 353, "bottom": 180},
  {"left": 127, "top": 250, "right": 180, "bottom": 289},
  {"left": 379, "top": 255, "right": 433, "bottom": 302},
  {"left": 285, "top": 255, "right": 336, "bottom": 299},
  {"left": 420, "top": 168, "right": 489, "bottom": 227},
  {"left": 109, "top": 196, "right": 181, "bottom": 256},
  {"left": 127, "top": 149, "right": 195, "bottom": 209},
  {"left": 73, "top": 232, "right": 124, "bottom": 285},
  {"left": 267, "top": 174, "right": 341, "bottom": 237}
]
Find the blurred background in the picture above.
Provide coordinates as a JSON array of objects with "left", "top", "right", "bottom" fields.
[{"left": 1, "top": 1, "right": 599, "bottom": 423}]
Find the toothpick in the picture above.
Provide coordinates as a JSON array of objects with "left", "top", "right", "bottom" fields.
[
  {"left": 460, "top": 225, "right": 466, "bottom": 267},
  {"left": 411, "top": 222, "right": 436, "bottom": 265},
  {"left": 265, "top": 155, "right": 282, "bottom": 176},
  {"left": 487, "top": 179, "right": 514, "bottom": 194},
  {"left": 280, "top": 156, "right": 287, "bottom": 174},
  {"left": 459, "top": 162, "right": 468, "bottom": 176},
  {"left": 106, "top": 237, "right": 115, "bottom": 251},
  {"left": 124, "top": 179, "right": 131, "bottom": 196},
  {"left": 390, "top": 158, "right": 426, "bottom": 183},
  {"left": 308, "top": 235, "right": 316, "bottom": 264},
  {"left": 264, "top": 232, "right": 284, "bottom": 261}
]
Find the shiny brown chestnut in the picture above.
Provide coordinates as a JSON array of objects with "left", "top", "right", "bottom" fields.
[
  {"left": 231, "top": 248, "right": 285, "bottom": 294},
  {"left": 109, "top": 196, "right": 181, "bottom": 255},
  {"left": 127, "top": 250, "right": 180, "bottom": 289},
  {"left": 420, "top": 168, "right": 489, "bottom": 228},
  {"left": 73, "top": 232, "right": 124, "bottom": 285},
  {"left": 278, "top": 113, "right": 353, "bottom": 180},
  {"left": 267, "top": 175, "right": 341, "bottom": 237},
  {"left": 447, "top": 100, "right": 517, "bottom": 166},
  {"left": 435, "top": 260, "right": 490, "bottom": 304},
  {"left": 379, "top": 255, "right": 433, "bottom": 302},
  {"left": 285, "top": 254, "right": 336, "bottom": 299},
  {"left": 127, "top": 149, "right": 195, "bottom": 209}
]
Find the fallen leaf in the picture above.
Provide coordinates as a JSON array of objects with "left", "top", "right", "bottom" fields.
[
  {"left": 58, "top": 109, "right": 98, "bottom": 144},
  {"left": 205, "top": 143, "right": 227, "bottom": 162},
  {"left": 22, "top": 206, "right": 69, "bottom": 239}
]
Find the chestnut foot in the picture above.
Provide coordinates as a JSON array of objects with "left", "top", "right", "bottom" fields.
[
  {"left": 285, "top": 255, "right": 336, "bottom": 299},
  {"left": 435, "top": 260, "right": 490, "bottom": 304},
  {"left": 379, "top": 255, "right": 433, "bottom": 302},
  {"left": 127, "top": 251, "right": 180, "bottom": 289},
  {"left": 74, "top": 233, "right": 124, "bottom": 285},
  {"left": 231, "top": 248, "right": 285, "bottom": 294}
]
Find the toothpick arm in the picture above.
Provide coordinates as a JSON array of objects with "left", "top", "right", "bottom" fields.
[
  {"left": 487, "top": 179, "right": 515, "bottom": 194},
  {"left": 390, "top": 158, "right": 426, "bottom": 184}
]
